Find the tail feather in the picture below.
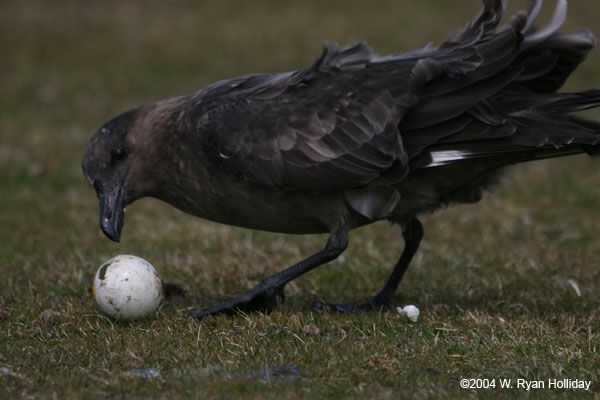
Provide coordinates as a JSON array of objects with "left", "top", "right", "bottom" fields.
[
  {"left": 504, "top": 90, "right": 600, "bottom": 115},
  {"left": 423, "top": 116, "right": 600, "bottom": 168}
]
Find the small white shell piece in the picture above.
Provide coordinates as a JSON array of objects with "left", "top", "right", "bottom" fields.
[
  {"left": 397, "top": 304, "right": 420, "bottom": 323},
  {"left": 93, "top": 255, "right": 163, "bottom": 320}
]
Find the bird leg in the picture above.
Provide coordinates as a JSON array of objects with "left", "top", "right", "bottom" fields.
[
  {"left": 190, "top": 235, "right": 348, "bottom": 319},
  {"left": 312, "top": 217, "right": 423, "bottom": 313},
  {"left": 162, "top": 281, "right": 186, "bottom": 298}
]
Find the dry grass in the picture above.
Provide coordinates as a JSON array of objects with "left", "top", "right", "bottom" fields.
[{"left": 1, "top": 0, "right": 599, "bottom": 398}]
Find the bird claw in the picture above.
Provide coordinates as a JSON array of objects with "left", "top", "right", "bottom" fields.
[
  {"left": 190, "top": 283, "right": 285, "bottom": 319},
  {"left": 311, "top": 299, "right": 388, "bottom": 313}
]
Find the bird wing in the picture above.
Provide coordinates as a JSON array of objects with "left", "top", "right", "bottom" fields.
[
  {"left": 401, "top": 0, "right": 599, "bottom": 167},
  {"left": 192, "top": 0, "right": 520, "bottom": 192},
  {"left": 190, "top": 0, "right": 599, "bottom": 220},
  {"left": 194, "top": 42, "right": 411, "bottom": 191}
]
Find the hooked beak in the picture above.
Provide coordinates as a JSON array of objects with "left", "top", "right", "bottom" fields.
[{"left": 98, "top": 183, "right": 125, "bottom": 242}]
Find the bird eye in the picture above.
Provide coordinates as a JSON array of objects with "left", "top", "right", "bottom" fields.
[{"left": 111, "top": 147, "right": 127, "bottom": 162}]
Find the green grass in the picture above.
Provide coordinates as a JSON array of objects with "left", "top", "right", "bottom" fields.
[{"left": 1, "top": 0, "right": 599, "bottom": 398}]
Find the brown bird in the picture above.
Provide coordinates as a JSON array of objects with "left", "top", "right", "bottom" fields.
[{"left": 82, "top": 0, "right": 600, "bottom": 318}]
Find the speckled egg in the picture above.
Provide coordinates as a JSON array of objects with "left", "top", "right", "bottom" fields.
[{"left": 93, "top": 255, "right": 163, "bottom": 320}]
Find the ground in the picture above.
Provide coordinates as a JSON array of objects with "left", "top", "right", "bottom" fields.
[{"left": 1, "top": 1, "right": 599, "bottom": 398}]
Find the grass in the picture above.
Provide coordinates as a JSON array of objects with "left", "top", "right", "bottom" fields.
[{"left": 1, "top": 0, "right": 599, "bottom": 398}]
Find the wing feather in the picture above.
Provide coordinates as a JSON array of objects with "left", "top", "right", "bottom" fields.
[{"left": 189, "top": 0, "right": 598, "bottom": 210}]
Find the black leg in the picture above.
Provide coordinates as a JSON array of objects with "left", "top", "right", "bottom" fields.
[
  {"left": 190, "top": 235, "right": 348, "bottom": 319},
  {"left": 313, "top": 217, "right": 423, "bottom": 312},
  {"left": 162, "top": 281, "right": 186, "bottom": 298}
]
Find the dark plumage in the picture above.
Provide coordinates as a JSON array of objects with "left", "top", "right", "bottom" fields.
[{"left": 82, "top": 0, "right": 600, "bottom": 317}]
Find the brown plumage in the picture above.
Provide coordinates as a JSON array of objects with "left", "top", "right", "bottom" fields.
[{"left": 82, "top": 0, "right": 600, "bottom": 317}]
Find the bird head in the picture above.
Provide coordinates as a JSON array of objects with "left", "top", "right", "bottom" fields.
[
  {"left": 82, "top": 108, "right": 141, "bottom": 242},
  {"left": 82, "top": 98, "right": 189, "bottom": 242}
]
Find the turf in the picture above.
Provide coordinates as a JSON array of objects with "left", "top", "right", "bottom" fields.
[{"left": 1, "top": 0, "right": 599, "bottom": 398}]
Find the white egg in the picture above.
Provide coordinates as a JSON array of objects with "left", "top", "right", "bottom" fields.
[{"left": 93, "top": 255, "right": 163, "bottom": 320}]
